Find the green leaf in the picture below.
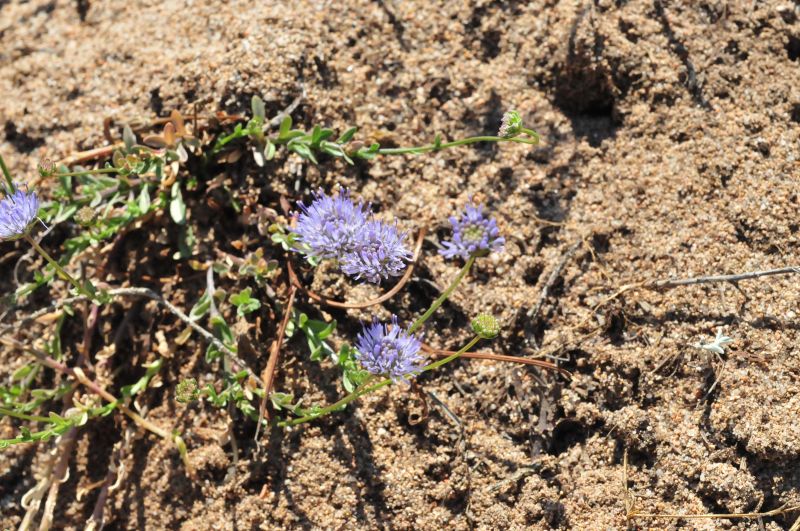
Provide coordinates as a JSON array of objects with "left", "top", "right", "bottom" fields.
[
  {"left": 123, "top": 125, "right": 136, "bottom": 151},
  {"left": 310, "top": 125, "right": 322, "bottom": 145},
  {"left": 343, "top": 367, "right": 369, "bottom": 393},
  {"left": 251, "top": 95, "right": 265, "bottom": 121},
  {"left": 230, "top": 288, "right": 261, "bottom": 317},
  {"left": 279, "top": 115, "right": 292, "bottom": 139},
  {"left": 270, "top": 392, "right": 294, "bottom": 411},
  {"left": 120, "top": 359, "right": 163, "bottom": 397},
  {"left": 305, "top": 318, "right": 336, "bottom": 340},
  {"left": 190, "top": 291, "right": 212, "bottom": 321},
  {"left": 210, "top": 314, "right": 235, "bottom": 349},
  {"left": 293, "top": 313, "right": 336, "bottom": 362},
  {"left": 290, "top": 143, "right": 318, "bottom": 164},
  {"left": 48, "top": 411, "right": 66, "bottom": 426},
  {"left": 170, "top": 182, "right": 186, "bottom": 224},
  {"left": 11, "top": 365, "right": 33, "bottom": 382},
  {"left": 337, "top": 126, "right": 358, "bottom": 143},
  {"left": 176, "top": 225, "right": 195, "bottom": 259},
  {"left": 138, "top": 185, "right": 151, "bottom": 212}
]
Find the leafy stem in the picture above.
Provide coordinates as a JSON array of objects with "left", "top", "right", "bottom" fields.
[
  {"left": 278, "top": 335, "right": 481, "bottom": 427},
  {"left": 377, "top": 131, "right": 539, "bottom": 156},
  {"left": 212, "top": 96, "right": 540, "bottom": 166},
  {"left": 0, "top": 407, "right": 51, "bottom": 423},
  {"left": 23, "top": 234, "right": 98, "bottom": 302}
]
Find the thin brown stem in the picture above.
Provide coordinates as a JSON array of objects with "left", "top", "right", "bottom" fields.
[
  {"left": 420, "top": 344, "right": 571, "bottom": 378},
  {"left": 257, "top": 285, "right": 297, "bottom": 430}
]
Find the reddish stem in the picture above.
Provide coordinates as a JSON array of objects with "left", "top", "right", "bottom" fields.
[
  {"left": 421, "top": 344, "right": 571, "bottom": 379},
  {"left": 258, "top": 286, "right": 297, "bottom": 426}
]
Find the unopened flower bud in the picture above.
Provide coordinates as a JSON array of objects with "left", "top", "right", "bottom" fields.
[
  {"left": 472, "top": 313, "right": 500, "bottom": 339},
  {"left": 37, "top": 158, "right": 56, "bottom": 177}
]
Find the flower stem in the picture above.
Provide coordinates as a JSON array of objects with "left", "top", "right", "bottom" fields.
[
  {"left": 0, "top": 153, "right": 15, "bottom": 192},
  {"left": 278, "top": 336, "right": 481, "bottom": 428},
  {"left": 277, "top": 377, "right": 391, "bottom": 428},
  {"left": 377, "top": 133, "right": 539, "bottom": 156},
  {"left": 23, "top": 234, "right": 96, "bottom": 301},
  {"left": 419, "top": 336, "right": 480, "bottom": 373},
  {"left": 407, "top": 255, "right": 476, "bottom": 335}
]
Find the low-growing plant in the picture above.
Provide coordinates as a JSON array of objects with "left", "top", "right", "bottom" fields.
[{"left": 0, "top": 101, "right": 543, "bottom": 480}]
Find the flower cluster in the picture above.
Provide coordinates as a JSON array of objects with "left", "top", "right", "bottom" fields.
[
  {"left": 0, "top": 185, "right": 39, "bottom": 240},
  {"left": 355, "top": 315, "right": 423, "bottom": 381},
  {"left": 440, "top": 201, "right": 504, "bottom": 260},
  {"left": 293, "top": 188, "right": 411, "bottom": 283}
]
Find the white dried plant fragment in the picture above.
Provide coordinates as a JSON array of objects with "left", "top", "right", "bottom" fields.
[{"left": 693, "top": 328, "right": 733, "bottom": 355}]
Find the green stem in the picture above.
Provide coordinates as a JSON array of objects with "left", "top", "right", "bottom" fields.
[
  {"left": 278, "top": 336, "right": 481, "bottom": 428},
  {"left": 420, "top": 336, "right": 481, "bottom": 373},
  {"left": 408, "top": 255, "right": 476, "bottom": 334},
  {"left": 0, "top": 407, "right": 51, "bottom": 423},
  {"left": 377, "top": 133, "right": 539, "bottom": 156},
  {"left": 278, "top": 376, "right": 390, "bottom": 428},
  {"left": 53, "top": 167, "right": 119, "bottom": 178},
  {"left": 0, "top": 153, "right": 15, "bottom": 192},
  {"left": 23, "top": 234, "right": 96, "bottom": 301}
]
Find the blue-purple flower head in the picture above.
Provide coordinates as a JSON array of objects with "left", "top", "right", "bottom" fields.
[
  {"left": 292, "top": 188, "right": 412, "bottom": 284},
  {"left": 293, "top": 188, "right": 370, "bottom": 260},
  {"left": 355, "top": 315, "right": 423, "bottom": 382},
  {"left": 340, "top": 220, "right": 412, "bottom": 284},
  {"left": 0, "top": 184, "right": 39, "bottom": 240},
  {"left": 440, "top": 201, "right": 504, "bottom": 260}
]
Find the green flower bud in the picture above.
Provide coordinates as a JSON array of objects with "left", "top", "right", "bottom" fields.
[
  {"left": 498, "top": 110, "right": 522, "bottom": 138},
  {"left": 176, "top": 378, "right": 199, "bottom": 403},
  {"left": 37, "top": 158, "right": 56, "bottom": 177},
  {"left": 472, "top": 313, "right": 500, "bottom": 339}
]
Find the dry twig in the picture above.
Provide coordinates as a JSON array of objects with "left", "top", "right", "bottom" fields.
[{"left": 623, "top": 448, "right": 800, "bottom": 524}]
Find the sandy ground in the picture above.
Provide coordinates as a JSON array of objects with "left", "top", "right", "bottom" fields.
[{"left": 1, "top": 0, "right": 799, "bottom": 529}]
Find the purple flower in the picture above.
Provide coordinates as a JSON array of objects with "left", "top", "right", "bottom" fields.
[
  {"left": 340, "top": 220, "right": 412, "bottom": 284},
  {"left": 355, "top": 315, "right": 423, "bottom": 381},
  {"left": 293, "top": 188, "right": 371, "bottom": 260},
  {"left": 0, "top": 185, "right": 39, "bottom": 240},
  {"left": 292, "top": 188, "right": 412, "bottom": 284},
  {"left": 440, "top": 201, "right": 504, "bottom": 260}
]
